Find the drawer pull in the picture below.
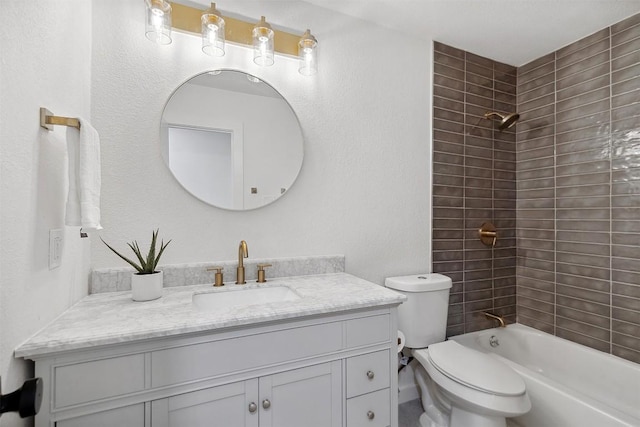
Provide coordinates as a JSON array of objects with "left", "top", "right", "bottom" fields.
[
  {"left": 366, "top": 370, "right": 375, "bottom": 380},
  {"left": 248, "top": 402, "right": 257, "bottom": 413},
  {"left": 262, "top": 399, "right": 271, "bottom": 409},
  {"left": 367, "top": 410, "right": 375, "bottom": 420}
]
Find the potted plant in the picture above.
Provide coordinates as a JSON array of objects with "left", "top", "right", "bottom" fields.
[{"left": 101, "top": 229, "right": 171, "bottom": 301}]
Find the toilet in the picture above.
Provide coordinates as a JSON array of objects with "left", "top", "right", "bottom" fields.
[{"left": 386, "top": 274, "right": 530, "bottom": 427}]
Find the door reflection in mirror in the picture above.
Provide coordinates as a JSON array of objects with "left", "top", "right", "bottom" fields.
[{"left": 167, "top": 126, "right": 238, "bottom": 208}]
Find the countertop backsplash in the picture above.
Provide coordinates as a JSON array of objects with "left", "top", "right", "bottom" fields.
[{"left": 91, "top": 255, "right": 345, "bottom": 294}]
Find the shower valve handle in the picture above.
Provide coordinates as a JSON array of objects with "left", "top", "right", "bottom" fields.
[{"left": 479, "top": 222, "right": 498, "bottom": 247}]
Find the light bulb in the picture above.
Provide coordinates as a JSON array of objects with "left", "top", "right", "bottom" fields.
[
  {"left": 252, "top": 16, "right": 274, "bottom": 67},
  {"left": 145, "top": 0, "right": 172, "bottom": 45},
  {"left": 201, "top": 3, "right": 225, "bottom": 57},
  {"left": 298, "top": 29, "right": 317, "bottom": 76}
]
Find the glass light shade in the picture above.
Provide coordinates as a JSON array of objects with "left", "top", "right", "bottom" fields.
[
  {"left": 298, "top": 29, "right": 318, "bottom": 76},
  {"left": 145, "top": 0, "right": 172, "bottom": 45},
  {"left": 201, "top": 3, "right": 225, "bottom": 57},
  {"left": 252, "top": 16, "right": 274, "bottom": 67}
]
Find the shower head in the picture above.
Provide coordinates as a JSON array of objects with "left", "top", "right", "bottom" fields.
[{"left": 484, "top": 111, "right": 520, "bottom": 130}]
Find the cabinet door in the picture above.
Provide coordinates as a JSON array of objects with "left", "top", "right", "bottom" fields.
[
  {"left": 259, "top": 361, "right": 342, "bottom": 427},
  {"left": 56, "top": 403, "right": 144, "bottom": 427},
  {"left": 151, "top": 379, "right": 259, "bottom": 427}
]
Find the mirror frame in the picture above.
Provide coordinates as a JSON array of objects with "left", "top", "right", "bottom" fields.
[{"left": 159, "top": 69, "right": 305, "bottom": 211}]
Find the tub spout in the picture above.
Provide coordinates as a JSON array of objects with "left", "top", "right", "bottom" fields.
[{"left": 484, "top": 311, "right": 506, "bottom": 328}]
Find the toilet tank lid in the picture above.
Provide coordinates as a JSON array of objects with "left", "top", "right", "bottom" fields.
[{"left": 385, "top": 274, "right": 452, "bottom": 292}]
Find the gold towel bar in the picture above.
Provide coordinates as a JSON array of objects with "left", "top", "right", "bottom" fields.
[{"left": 40, "top": 107, "right": 80, "bottom": 130}]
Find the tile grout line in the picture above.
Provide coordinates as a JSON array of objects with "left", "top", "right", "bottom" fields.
[
  {"left": 463, "top": 50, "right": 468, "bottom": 333},
  {"left": 492, "top": 58, "right": 496, "bottom": 319},
  {"left": 608, "top": 25, "right": 614, "bottom": 356},
  {"left": 553, "top": 49, "right": 558, "bottom": 337}
]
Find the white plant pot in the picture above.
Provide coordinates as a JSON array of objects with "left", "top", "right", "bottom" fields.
[{"left": 131, "top": 271, "right": 163, "bottom": 301}]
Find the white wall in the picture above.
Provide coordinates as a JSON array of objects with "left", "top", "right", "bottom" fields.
[
  {"left": 0, "top": 1, "right": 92, "bottom": 425},
  {"left": 91, "top": 0, "right": 433, "bottom": 286}
]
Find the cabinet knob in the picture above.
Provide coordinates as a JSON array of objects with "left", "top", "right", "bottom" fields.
[
  {"left": 248, "top": 402, "right": 257, "bottom": 413},
  {"left": 367, "top": 410, "right": 375, "bottom": 420},
  {"left": 262, "top": 399, "right": 271, "bottom": 409},
  {"left": 366, "top": 370, "right": 375, "bottom": 380}
]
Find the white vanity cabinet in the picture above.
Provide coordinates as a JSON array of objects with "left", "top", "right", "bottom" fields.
[
  {"left": 56, "top": 404, "right": 144, "bottom": 427},
  {"left": 151, "top": 362, "right": 342, "bottom": 427},
  {"left": 30, "top": 308, "right": 398, "bottom": 427}
]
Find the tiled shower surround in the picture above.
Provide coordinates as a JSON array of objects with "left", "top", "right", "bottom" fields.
[
  {"left": 432, "top": 42, "right": 518, "bottom": 336},
  {"left": 516, "top": 13, "right": 640, "bottom": 363},
  {"left": 433, "top": 12, "right": 640, "bottom": 364}
]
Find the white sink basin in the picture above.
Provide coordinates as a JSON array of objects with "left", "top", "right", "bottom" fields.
[{"left": 193, "top": 286, "right": 300, "bottom": 311}]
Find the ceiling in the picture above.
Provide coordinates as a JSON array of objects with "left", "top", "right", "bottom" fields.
[{"left": 304, "top": 0, "right": 640, "bottom": 66}]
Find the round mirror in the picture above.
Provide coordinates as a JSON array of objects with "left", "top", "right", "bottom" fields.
[{"left": 160, "top": 70, "right": 304, "bottom": 210}]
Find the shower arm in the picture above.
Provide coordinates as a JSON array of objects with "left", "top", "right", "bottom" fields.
[{"left": 484, "top": 112, "right": 503, "bottom": 120}]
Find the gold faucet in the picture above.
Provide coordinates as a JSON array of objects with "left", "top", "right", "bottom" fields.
[
  {"left": 484, "top": 311, "right": 506, "bottom": 328},
  {"left": 236, "top": 240, "right": 248, "bottom": 284}
]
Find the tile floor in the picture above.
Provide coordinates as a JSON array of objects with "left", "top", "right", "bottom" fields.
[
  {"left": 399, "top": 399, "right": 523, "bottom": 427},
  {"left": 398, "top": 399, "right": 423, "bottom": 427}
]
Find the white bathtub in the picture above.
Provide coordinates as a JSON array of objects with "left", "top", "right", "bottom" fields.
[{"left": 450, "top": 323, "right": 640, "bottom": 427}]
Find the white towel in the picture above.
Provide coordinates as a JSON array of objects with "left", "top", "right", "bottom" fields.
[{"left": 65, "top": 118, "right": 102, "bottom": 230}]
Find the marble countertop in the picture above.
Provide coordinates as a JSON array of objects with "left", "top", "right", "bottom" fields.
[{"left": 16, "top": 273, "right": 405, "bottom": 358}]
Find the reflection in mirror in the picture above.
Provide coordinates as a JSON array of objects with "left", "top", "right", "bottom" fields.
[{"left": 161, "top": 70, "right": 304, "bottom": 210}]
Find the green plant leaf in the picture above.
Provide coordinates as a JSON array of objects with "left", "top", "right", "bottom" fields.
[
  {"left": 128, "top": 241, "right": 148, "bottom": 272},
  {"left": 102, "top": 230, "right": 171, "bottom": 275},
  {"left": 153, "top": 239, "right": 172, "bottom": 271},
  {"left": 146, "top": 230, "right": 157, "bottom": 273},
  {"left": 101, "top": 237, "right": 143, "bottom": 273}
]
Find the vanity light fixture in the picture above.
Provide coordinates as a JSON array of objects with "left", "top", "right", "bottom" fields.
[
  {"left": 201, "top": 3, "right": 225, "bottom": 57},
  {"left": 298, "top": 29, "right": 318, "bottom": 76},
  {"left": 252, "top": 16, "right": 275, "bottom": 67},
  {"left": 152, "top": 3, "right": 318, "bottom": 75},
  {"left": 145, "top": 0, "right": 172, "bottom": 45}
]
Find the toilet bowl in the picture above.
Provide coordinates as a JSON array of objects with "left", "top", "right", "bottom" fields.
[
  {"left": 413, "top": 341, "right": 530, "bottom": 427},
  {"left": 385, "top": 274, "right": 530, "bottom": 427}
]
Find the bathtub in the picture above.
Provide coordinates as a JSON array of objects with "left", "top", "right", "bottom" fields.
[{"left": 450, "top": 323, "right": 640, "bottom": 427}]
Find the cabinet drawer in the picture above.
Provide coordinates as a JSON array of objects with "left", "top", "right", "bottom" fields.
[
  {"left": 346, "top": 388, "right": 390, "bottom": 427},
  {"left": 54, "top": 354, "right": 145, "bottom": 408},
  {"left": 345, "top": 315, "right": 390, "bottom": 348},
  {"left": 346, "top": 350, "right": 390, "bottom": 398},
  {"left": 56, "top": 403, "right": 144, "bottom": 427},
  {"left": 151, "top": 321, "right": 342, "bottom": 388}
]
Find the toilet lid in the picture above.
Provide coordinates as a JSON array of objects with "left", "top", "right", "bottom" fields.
[{"left": 427, "top": 341, "right": 525, "bottom": 397}]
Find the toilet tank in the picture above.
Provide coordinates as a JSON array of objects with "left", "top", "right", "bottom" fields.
[{"left": 385, "top": 274, "right": 452, "bottom": 349}]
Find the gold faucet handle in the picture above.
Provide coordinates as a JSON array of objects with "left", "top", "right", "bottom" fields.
[
  {"left": 257, "top": 263, "right": 272, "bottom": 283},
  {"left": 478, "top": 222, "right": 498, "bottom": 247},
  {"left": 206, "top": 266, "right": 224, "bottom": 287}
]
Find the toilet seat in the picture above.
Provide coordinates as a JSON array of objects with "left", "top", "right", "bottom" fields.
[
  {"left": 427, "top": 341, "right": 525, "bottom": 397},
  {"left": 413, "top": 341, "right": 531, "bottom": 418}
]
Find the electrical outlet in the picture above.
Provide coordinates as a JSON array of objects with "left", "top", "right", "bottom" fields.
[{"left": 49, "top": 229, "right": 63, "bottom": 270}]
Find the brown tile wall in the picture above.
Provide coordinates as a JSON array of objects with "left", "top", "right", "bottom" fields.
[
  {"left": 432, "top": 42, "right": 518, "bottom": 336},
  {"left": 433, "top": 12, "right": 640, "bottom": 363},
  {"left": 516, "top": 13, "right": 640, "bottom": 364}
]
